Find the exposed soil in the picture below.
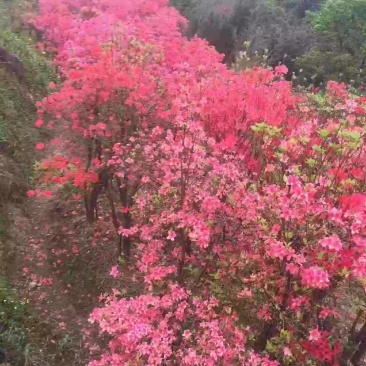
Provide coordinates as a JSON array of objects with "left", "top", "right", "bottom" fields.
[{"left": 0, "top": 150, "right": 117, "bottom": 365}]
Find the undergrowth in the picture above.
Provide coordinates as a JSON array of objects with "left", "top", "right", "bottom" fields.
[
  {"left": 0, "top": 0, "right": 59, "bottom": 364},
  {"left": 0, "top": 277, "right": 29, "bottom": 365},
  {"left": 0, "top": 0, "right": 55, "bottom": 194}
]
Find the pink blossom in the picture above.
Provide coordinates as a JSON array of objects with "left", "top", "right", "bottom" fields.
[
  {"left": 27, "top": 190, "right": 36, "bottom": 198},
  {"left": 319, "top": 234, "right": 342, "bottom": 252},
  {"left": 34, "top": 119, "right": 43, "bottom": 128},
  {"left": 309, "top": 326, "right": 321, "bottom": 341},
  {"left": 275, "top": 64, "right": 288, "bottom": 75},
  {"left": 35, "top": 143, "right": 45, "bottom": 150},
  {"left": 301, "top": 266, "right": 330, "bottom": 289},
  {"left": 109, "top": 266, "right": 119, "bottom": 278},
  {"left": 265, "top": 164, "right": 276, "bottom": 173},
  {"left": 352, "top": 256, "right": 366, "bottom": 278},
  {"left": 266, "top": 239, "right": 294, "bottom": 260},
  {"left": 167, "top": 230, "right": 176, "bottom": 241}
]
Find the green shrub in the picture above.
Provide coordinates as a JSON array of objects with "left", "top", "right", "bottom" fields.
[
  {"left": 0, "top": 30, "right": 55, "bottom": 95},
  {"left": 0, "top": 3, "right": 55, "bottom": 199},
  {"left": 0, "top": 277, "right": 29, "bottom": 365}
]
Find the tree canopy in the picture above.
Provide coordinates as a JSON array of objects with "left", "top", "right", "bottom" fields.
[{"left": 171, "top": 0, "right": 366, "bottom": 87}]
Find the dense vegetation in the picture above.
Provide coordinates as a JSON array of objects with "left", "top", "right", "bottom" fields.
[
  {"left": 26, "top": 0, "right": 366, "bottom": 365},
  {"left": 0, "top": 0, "right": 53, "bottom": 202},
  {"left": 0, "top": 0, "right": 366, "bottom": 365},
  {"left": 0, "top": 0, "right": 58, "bottom": 364},
  {"left": 172, "top": 0, "right": 366, "bottom": 88}
]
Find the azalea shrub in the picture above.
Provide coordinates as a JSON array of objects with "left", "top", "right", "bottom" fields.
[{"left": 28, "top": 0, "right": 366, "bottom": 365}]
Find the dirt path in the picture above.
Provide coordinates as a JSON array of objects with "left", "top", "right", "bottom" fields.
[{"left": 2, "top": 197, "right": 91, "bottom": 365}]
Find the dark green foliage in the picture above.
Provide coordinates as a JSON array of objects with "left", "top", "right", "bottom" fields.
[
  {"left": 296, "top": 48, "right": 366, "bottom": 87},
  {"left": 310, "top": 0, "right": 366, "bottom": 55},
  {"left": 293, "top": 0, "right": 366, "bottom": 87},
  {"left": 282, "top": 0, "right": 323, "bottom": 17},
  {"left": 171, "top": 0, "right": 366, "bottom": 87},
  {"left": 171, "top": 0, "right": 317, "bottom": 71}
]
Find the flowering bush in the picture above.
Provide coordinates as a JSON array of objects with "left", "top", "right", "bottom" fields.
[{"left": 29, "top": 0, "right": 366, "bottom": 365}]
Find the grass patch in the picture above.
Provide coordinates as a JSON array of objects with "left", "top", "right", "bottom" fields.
[
  {"left": 0, "top": 29, "right": 55, "bottom": 95},
  {"left": 0, "top": 277, "right": 68, "bottom": 366},
  {"left": 0, "top": 277, "right": 29, "bottom": 365},
  {"left": 0, "top": 0, "right": 56, "bottom": 200},
  {"left": 0, "top": 2, "right": 60, "bottom": 363}
]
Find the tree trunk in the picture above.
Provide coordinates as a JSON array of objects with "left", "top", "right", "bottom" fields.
[
  {"left": 350, "top": 321, "right": 366, "bottom": 366},
  {"left": 84, "top": 168, "right": 108, "bottom": 223},
  {"left": 116, "top": 177, "right": 133, "bottom": 258}
]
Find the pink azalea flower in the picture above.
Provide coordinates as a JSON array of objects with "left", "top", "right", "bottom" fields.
[
  {"left": 109, "top": 266, "right": 119, "bottom": 278},
  {"left": 309, "top": 326, "right": 321, "bottom": 341},
  {"left": 167, "top": 230, "right": 176, "bottom": 241}
]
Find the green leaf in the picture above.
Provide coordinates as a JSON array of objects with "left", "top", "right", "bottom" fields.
[
  {"left": 341, "top": 131, "right": 361, "bottom": 142},
  {"left": 251, "top": 122, "right": 268, "bottom": 133},
  {"left": 312, "top": 145, "right": 324, "bottom": 153},
  {"left": 318, "top": 129, "right": 330, "bottom": 138},
  {"left": 340, "top": 267, "right": 350, "bottom": 278},
  {"left": 210, "top": 272, "right": 220, "bottom": 280},
  {"left": 284, "top": 231, "right": 293, "bottom": 240}
]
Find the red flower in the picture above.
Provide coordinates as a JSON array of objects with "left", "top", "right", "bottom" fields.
[
  {"left": 27, "top": 190, "right": 36, "bottom": 198},
  {"left": 35, "top": 143, "right": 45, "bottom": 150},
  {"left": 339, "top": 193, "right": 366, "bottom": 212},
  {"left": 34, "top": 119, "right": 43, "bottom": 128}
]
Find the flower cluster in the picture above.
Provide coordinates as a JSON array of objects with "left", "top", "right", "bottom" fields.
[{"left": 29, "top": 0, "right": 366, "bottom": 364}]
